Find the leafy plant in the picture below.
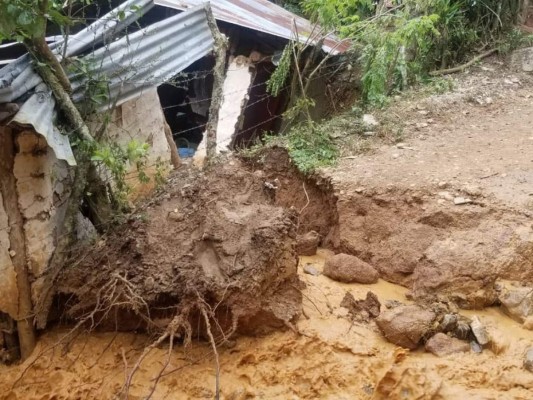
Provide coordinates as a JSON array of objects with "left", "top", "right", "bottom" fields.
[{"left": 91, "top": 140, "right": 150, "bottom": 206}]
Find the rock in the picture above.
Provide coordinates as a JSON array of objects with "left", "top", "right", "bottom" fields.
[
  {"left": 525, "top": 348, "right": 533, "bottom": 372},
  {"left": 470, "top": 316, "right": 490, "bottom": 346},
  {"left": 437, "top": 181, "right": 448, "bottom": 189},
  {"left": 363, "top": 131, "right": 375, "bottom": 137},
  {"left": 453, "top": 197, "right": 472, "bottom": 205},
  {"left": 340, "top": 291, "right": 381, "bottom": 321},
  {"left": 303, "top": 264, "right": 320, "bottom": 276},
  {"left": 363, "top": 114, "right": 379, "bottom": 129},
  {"left": 296, "top": 231, "right": 320, "bottom": 256},
  {"left": 376, "top": 305, "right": 437, "bottom": 349},
  {"left": 498, "top": 283, "right": 533, "bottom": 324},
  {"left": 425, "top": 333, "right": 470, "bottom": 357},
  {"left": 470, "top": 341, "right": 483, "bottom": 353},
  {"left": 511, "top": 47, "right": 533, "bottom": 73},
  {"left": 323, "top": 253, "right": 379, "bottom": 284}
]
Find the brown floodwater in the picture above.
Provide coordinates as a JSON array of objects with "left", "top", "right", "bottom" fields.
[{"left": 1, "top": 249, "right": 532, "bottom": 399}]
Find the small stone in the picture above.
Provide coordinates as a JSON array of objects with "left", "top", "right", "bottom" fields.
[
  {"left": 525, "top": 348, "right": 533, "bottom": 372},
  {"left": 453, "top": 197, "right": 472, "bottom": 205},
  {"left": 470, "top": 316, "right": 490, "bottom": 346},
  {"left": 438, "top": 191, "right": 454, "bottom": 201},
  {"left": 437, "top": 181, "right": 448, "bottom": 189},
  {"left": 8, "top": 250, "right": 16, "bottom": 257},
  {"left": 303, "top": 264, "right": 320, "bottom": 276},
  {"left": 355, "top": 187, "right": 365, "bottom": 193},
  {"left": 363, "top": 131, "right": 375, "bottom": 137},
  {"left": 323, "top": 253, "right": 379, "bottom": 284},
  {"left": 425, "top": 333, "right": 470, "bottom": 357},
  {"left": 392, "top": 153, "right": 400, "bottom": 159}
]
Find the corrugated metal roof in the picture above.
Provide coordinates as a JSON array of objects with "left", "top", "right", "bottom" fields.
[
  {"left": 154, "top": 0, "right": 350, "bottom": 54},
  {"left": 70, "top": 5, "right": 214, "bottom": 109},
  {"left": 0, "top": 0, "right": 214, "bottom": 164}
]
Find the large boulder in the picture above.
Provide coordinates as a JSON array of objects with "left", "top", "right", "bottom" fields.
[
  {"left": 425, "top": 333, "right": 470, "bottom": 357},
  {"left": 323, "top": 253, "right": 379, "bottom": 284},
  {"left": 376, "top": 305, "right": 437, "bottom": 349}
]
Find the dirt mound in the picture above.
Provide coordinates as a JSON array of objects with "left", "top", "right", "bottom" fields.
[{"left": 56, "top": 158, "right": 301, "bottom": 336}]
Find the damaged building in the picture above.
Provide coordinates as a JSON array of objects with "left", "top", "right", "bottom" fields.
[{"left": 0, "top": 0, "right": 347, "bottom": 356}]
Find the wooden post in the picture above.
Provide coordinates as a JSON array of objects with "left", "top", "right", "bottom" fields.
[{"left": 204, "top": 4, "right": 228, "bottom": 161}]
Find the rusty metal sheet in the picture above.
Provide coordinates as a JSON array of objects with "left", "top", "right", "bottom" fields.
[{"left": 154, "top": 0, "right": 350, "bottom": 54}]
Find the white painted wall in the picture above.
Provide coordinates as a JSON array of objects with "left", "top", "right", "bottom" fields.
[{"left": 194, "top": 56, "right": 253, "bottom": 166}]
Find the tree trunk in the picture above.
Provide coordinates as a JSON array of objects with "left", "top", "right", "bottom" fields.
[
  {"left": 0, "top": 129, "right": 36, "bottom": 360},
  {"left": 24, "top": 36, "right": 95, "bottom": 328},
  {"left": 204, "top": 5, "right": 228, "bottom": 161}
]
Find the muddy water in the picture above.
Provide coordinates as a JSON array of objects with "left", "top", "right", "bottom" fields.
[{"left": 1, "top": 250, "right": 532, "bottom": 399}]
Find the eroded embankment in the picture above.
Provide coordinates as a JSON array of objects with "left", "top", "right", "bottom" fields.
[{"left": 251, "top": 148, "right": 533, "bottom": 312}]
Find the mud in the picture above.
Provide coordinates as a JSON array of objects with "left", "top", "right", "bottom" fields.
[
  {"left": 1, "top": 251, "right": 533, "bottom": 399},
  {"left": 56, "top": 159, "right": 301, "bottom": 336}
]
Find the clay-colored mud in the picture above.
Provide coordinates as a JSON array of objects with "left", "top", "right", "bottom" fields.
[{"left": 1, "top": 250, "right": 532, "bottom": 399}]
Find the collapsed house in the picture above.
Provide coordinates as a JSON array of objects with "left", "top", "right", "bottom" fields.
[{"left": 0, "top": 0, "right": 347, "bottom": 355}]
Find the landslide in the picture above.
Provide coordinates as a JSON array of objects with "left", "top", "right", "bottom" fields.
[{"left": 55, "top": 159, "right": 302, "bottom": 336}]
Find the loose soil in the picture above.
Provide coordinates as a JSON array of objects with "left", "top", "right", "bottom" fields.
[{"left": 2, "top": 58, "right": 533, "bottom": 399}]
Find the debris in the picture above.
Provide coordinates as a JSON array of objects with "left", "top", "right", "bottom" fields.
[
  {"left": 296, "top": 231, "right": 321, "bottom": 256},
  {"left": 453, "top": 197, "right": 472, "bottom": 205},
  {"left": 323, "top": 253, "right": 379, "bottom": 284},
  {"left": 425, "top": 333, "right": 470, "bottom": 357},
  {"left": 470, "top": 316, "right": 490, "bottom": 346},
  {"left": 376, "top": 305, "right": 437, "bottom": 349}
]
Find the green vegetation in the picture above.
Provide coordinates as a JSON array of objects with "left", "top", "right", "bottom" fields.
[{"left": 264, "top": 0, "right": 530, "bottom": 175}]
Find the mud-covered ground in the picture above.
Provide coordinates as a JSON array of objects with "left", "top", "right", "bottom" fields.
[
  {"left": 1, "top": 251, "right": 532, "bottom": 399},
  {"left": 2, "top": 58, "right": 533, "bottom": 399}
]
